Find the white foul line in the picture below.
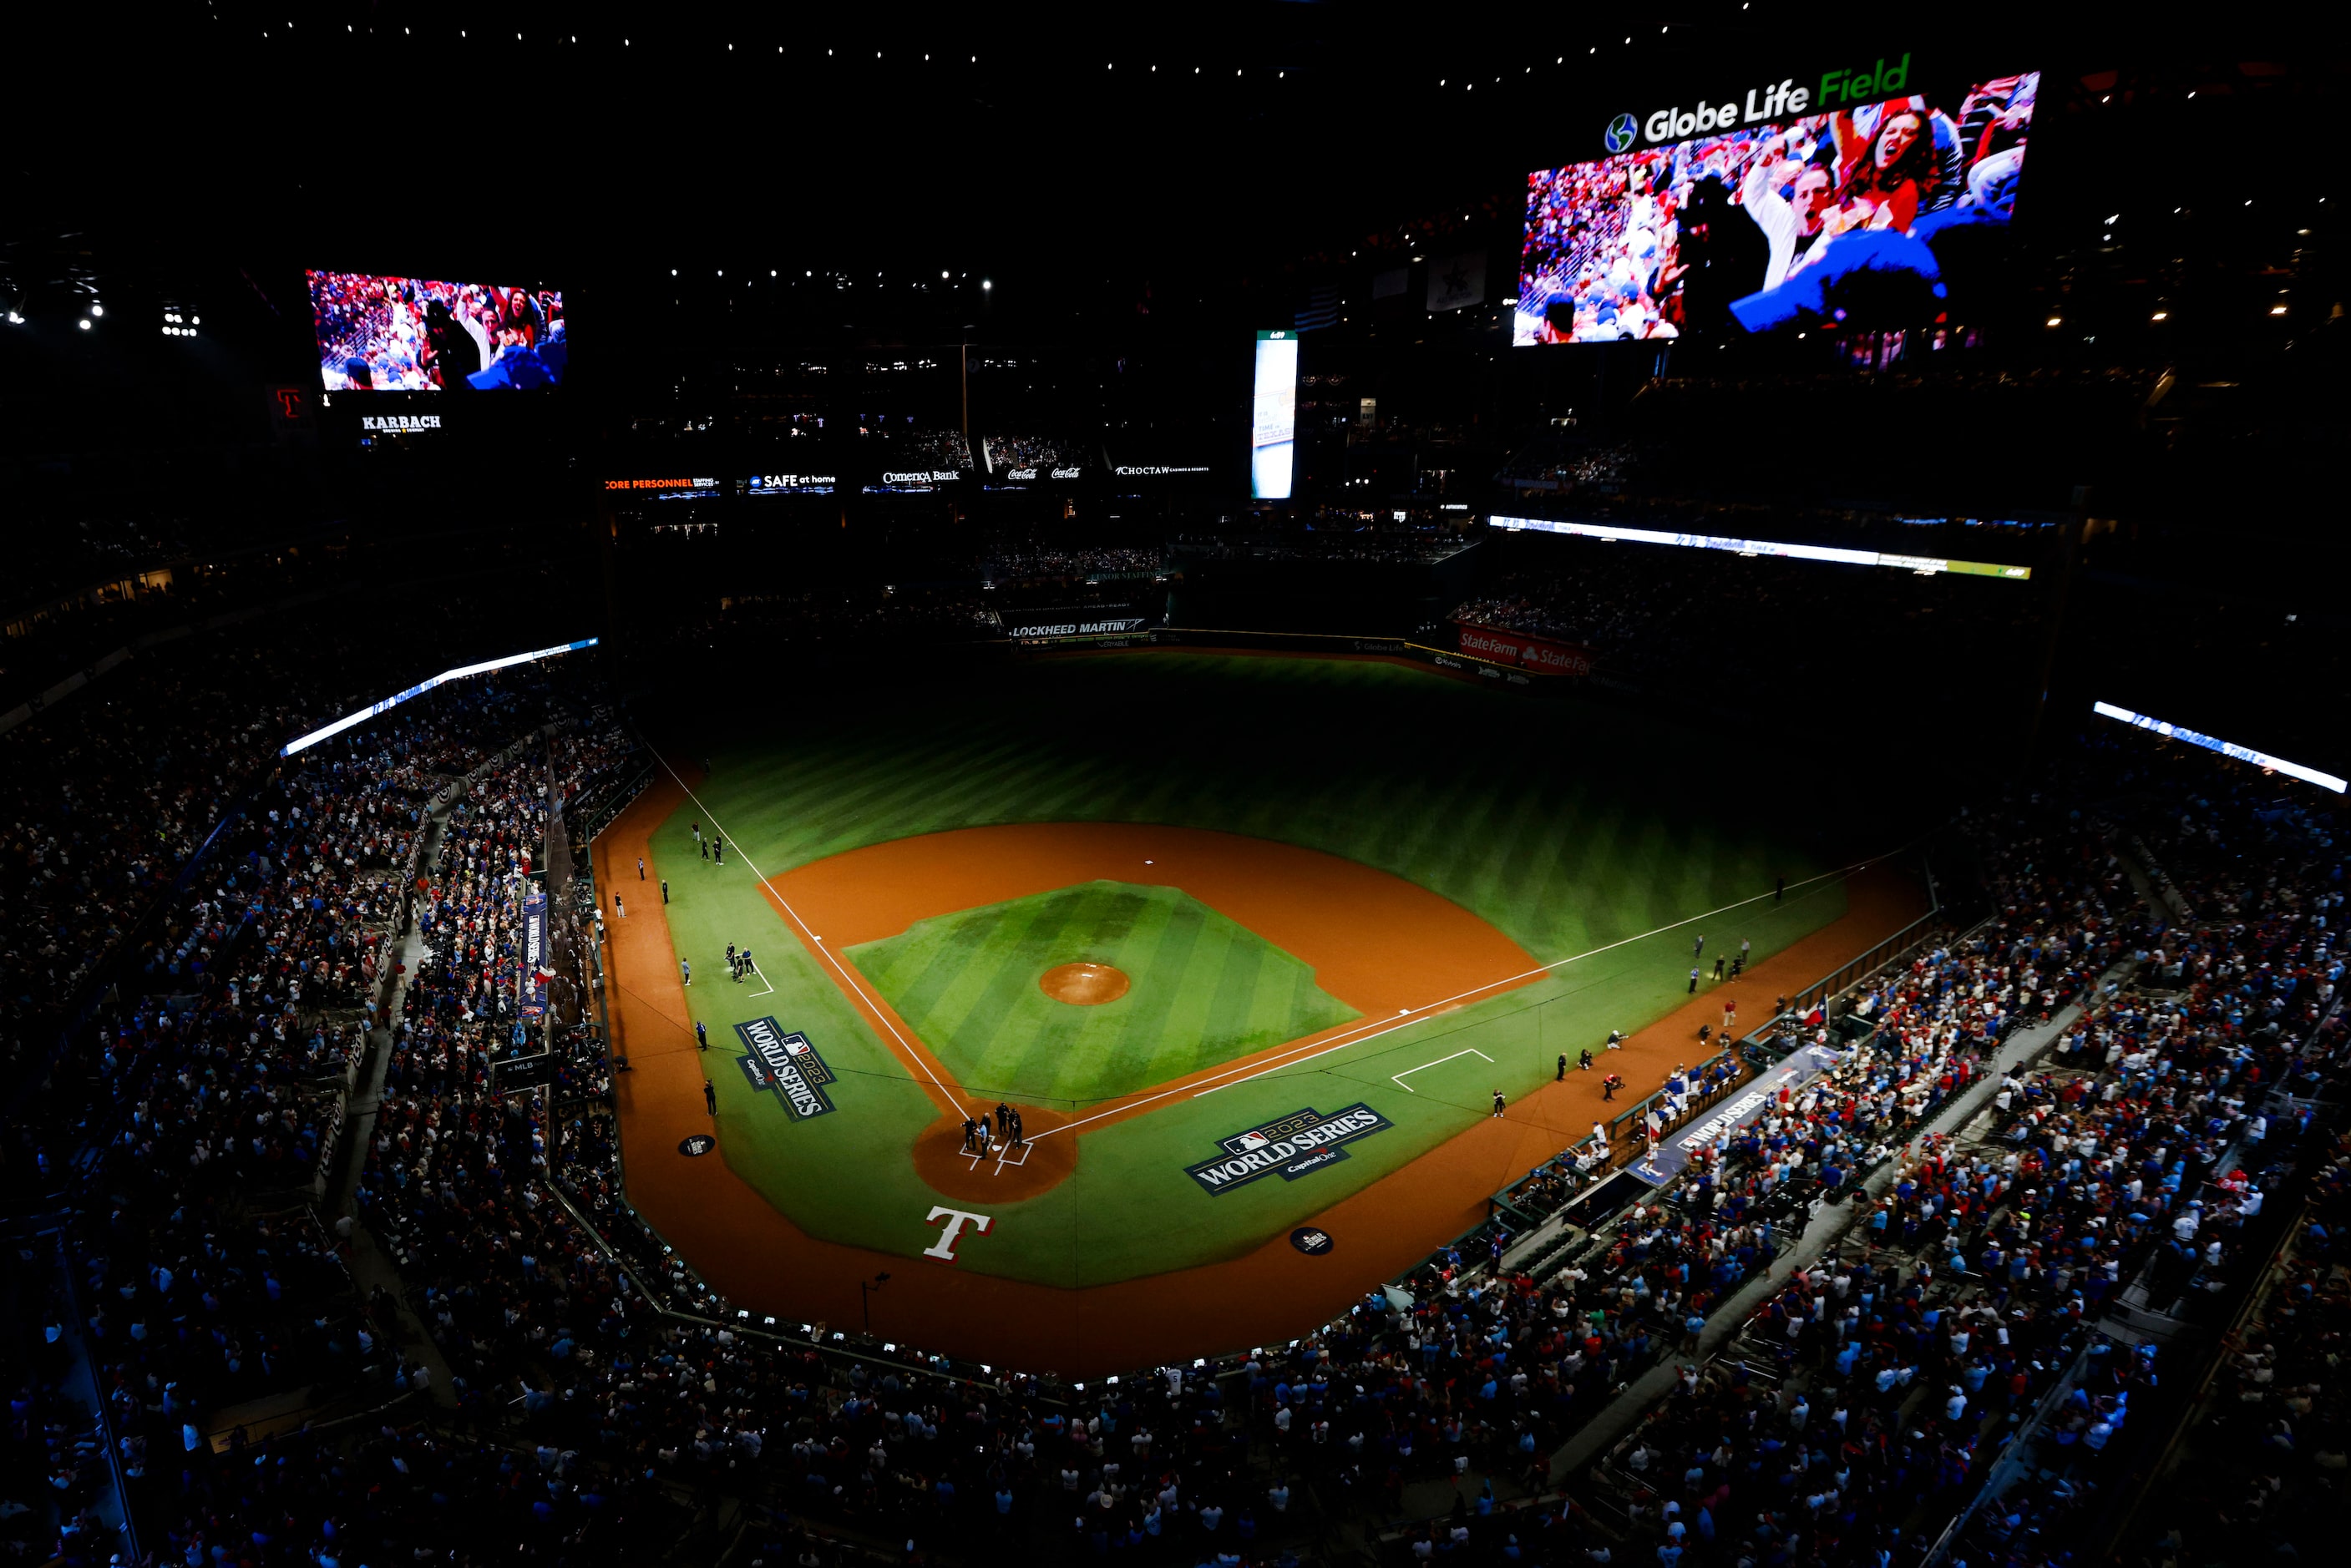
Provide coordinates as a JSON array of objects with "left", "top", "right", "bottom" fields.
[
  {"left": 1021, "top": 857, "right": 1872, "bottom": 1142},
  {"left": 1391, "top": 1047, "right": 1493, "bottom": 1093},
  {"left": 636, "top": 736, "right": 1890, "bottom": 1144},
  {"left": 637, "top": 743, "right": 960, "bottom": 1108}
]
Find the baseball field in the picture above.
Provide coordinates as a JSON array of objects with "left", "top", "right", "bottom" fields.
[{"left": 595, "top": 650, "right": 1923, "bottom": 1373}]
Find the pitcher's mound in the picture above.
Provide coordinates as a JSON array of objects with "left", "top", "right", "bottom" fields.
[{"left": 1039, "top": 962, "right": 1130, "bottom": 1005}]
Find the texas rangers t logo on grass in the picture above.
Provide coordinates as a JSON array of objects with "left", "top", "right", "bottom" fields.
[
  {"left": 1185, "top": 1104, "right": 1394, "bottom": 1196},
  {"left": 923, "top": 1206, "right": 993, "bottom": 1262},
  {"left": 733, "top": 1016, "right": 838, "bottom": 1120}
]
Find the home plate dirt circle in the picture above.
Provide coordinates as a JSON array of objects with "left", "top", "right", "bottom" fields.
[
  {"left": 910, "top": 1104, "right": 1080, "bottom": 1202},
  {"left": 1039, "top": 961, "right": 1131, "bottom": 1005}
]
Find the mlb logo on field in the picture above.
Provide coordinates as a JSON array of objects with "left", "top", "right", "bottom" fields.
[
  {"left": 785, "top": 1039, "right": 812, "bottom": 1055},
  {"left": 1235, "top": 1130, "right": 1271, "bottom": 1151}
]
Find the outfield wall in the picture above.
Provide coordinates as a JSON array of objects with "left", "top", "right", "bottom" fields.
[{"left": 1030, "top": 624, "right": 1585, "bottom": 694}]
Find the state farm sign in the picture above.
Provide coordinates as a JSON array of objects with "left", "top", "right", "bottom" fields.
[{"left": 1452, "top": 622, "right": 1594, "bottom": 679}]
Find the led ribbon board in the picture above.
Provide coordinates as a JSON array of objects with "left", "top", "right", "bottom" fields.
[
  {"left": 2092, "top": 702, "right": 2345, "bottom": 794},
  {"left": 1486, "top": 515, "right": 2030, "bottom": 580},
  {"left": 280, "top": 638, "right": 600, "bottom": 756}
]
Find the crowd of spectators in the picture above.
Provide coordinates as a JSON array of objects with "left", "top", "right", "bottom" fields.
[
  {"left": 980, "top": 538, "right": 1167, "bottom": 583},
  {"left": 1452, "top": 563, "right": 1677, "bottom": 651},
  {"left": 0, "top": 651, "right": 621, "bottom": 1566},
  {"left": 875, "top": 427, "right": 973, "bottom": 471},
  {"left": 671, "top": 589, "right": 1006, "bottom": 650},
  {"left": 6, "top": 633, "right": 2348, "bottom": 1568},
  {"left": 0, "top": 614, "right": 417, "bottom": 1044},
  {"left": 1565, "top": 761, "right": 2346, "bottom": 1568},
  {"left": 981, "top": 434, "right": 1084, "bottom": 473},
  {"left": 2117, "top": 1138, "right": 2348, "bottom": 1566},
  {"left": 1450, "top": 539, "right": 2042, "bottom": 706},
  {"left": 1495, "top": 439, "right": 1636, "bottom": 494},
  {"left": 1173, "top": 524, "right": 1468, "bottom": 564}
]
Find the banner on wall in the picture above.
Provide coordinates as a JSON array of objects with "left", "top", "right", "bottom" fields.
[
  {"left": 519, "top": 889, "right": 550, "bottom": 1019},
  {"left": 1452, "top": 621, "right": 1594, "bottom": 677},
  {"left": 1426, "top": 251, "right": 1487, "bottom": 313}
]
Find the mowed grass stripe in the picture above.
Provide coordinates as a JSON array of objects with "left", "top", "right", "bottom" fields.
[
  {"left": 1108, "top": 890, "right": 1208, "bottom": 1095},
  {"left": 844, "top": 882, "right": 1360, "bottom": 1105},
  {"left": 816, "top": 735, "right": 1034, "bottom": 850},
  {"left": 934, "top": 887, "right": 1078, "bottom": 1074},
  {"left": 726, "top": 654, "right": 1837, "bottom": 964}
]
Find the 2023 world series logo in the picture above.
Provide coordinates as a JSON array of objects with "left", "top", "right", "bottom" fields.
[
  {"left": 734, "top": 1016, "right": 837, "bottom": 1120},
  {"left": 1183, "top": 1104, "right": 1395, "bottom": 1196}
]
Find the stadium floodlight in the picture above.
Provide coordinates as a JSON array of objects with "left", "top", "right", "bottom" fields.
[
  {"left": 89, "top": 303, "right": 103, "bottom": 316},
  {"left": 281, "top": 638, "right": 600, "bottom": 756},
  {"left": 2092, "top": 702, "right": 2345, "bottom": 793},
  {"left": 1486, "top": 516, "right": 2032, "bottom": 581},
  {"left": 78, "top": 318, "right": 90, "bottom": 330}
]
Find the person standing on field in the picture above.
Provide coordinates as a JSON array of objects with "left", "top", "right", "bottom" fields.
[
  {"left": 1492, "top": 1090, "right": 1507, "bottom": 1117},
  {"left": 681, "top": 958, "right": 692, "bottom": 986}
]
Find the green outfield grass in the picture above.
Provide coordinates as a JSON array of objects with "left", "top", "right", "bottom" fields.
[
  {"left": 845, "top": 881, "right": 1360, "bottom": 1105},
  {"left": 644, "top": 652, "right": 1862, "bottom": 1288}
]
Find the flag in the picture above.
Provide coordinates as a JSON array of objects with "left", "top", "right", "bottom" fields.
[
  {"left": 1426, "top": 251, "right": 1487, "bottom": 313},
  {"left": 1293, "top": 284, "right": 1339, "bottom": 332}
]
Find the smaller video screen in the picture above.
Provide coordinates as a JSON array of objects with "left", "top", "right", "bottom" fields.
[{"left": 307, "top": 271, "right": 567, "bottom": 391}]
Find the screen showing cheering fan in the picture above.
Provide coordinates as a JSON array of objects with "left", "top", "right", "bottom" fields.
[
  {"left": 1515, "top": 65, "right": 2034, "bottom": 344},
  {"left": 1250, "top": 331, "right": 1299, "bottom": 500},
  {"left": 307, "top": 271, "right": 567, "bottom": 391}
]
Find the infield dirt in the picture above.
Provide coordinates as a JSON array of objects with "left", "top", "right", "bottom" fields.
[{"left": 600, "top": 771, "right": 1924, "bottom": 1375}]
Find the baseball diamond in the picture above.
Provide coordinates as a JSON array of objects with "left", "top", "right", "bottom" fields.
[
  {"left": 596, "top": 652, "right": 1924, "bottom": 1372},
  {"left": 25, "top": 37, "right": 2317, "bottom": 1565}
]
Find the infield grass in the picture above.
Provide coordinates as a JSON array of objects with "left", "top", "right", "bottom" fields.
[
  {"left": 846, "top": 881, "right": 1360, "bottom": 1105},
  {"left": 646, "top": 652, "right": 1872, "bottom": 1287}
]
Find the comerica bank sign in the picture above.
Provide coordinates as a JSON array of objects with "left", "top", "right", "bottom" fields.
[{"left": 1611, "top": 52, "right": 1914, "bottom": 149}]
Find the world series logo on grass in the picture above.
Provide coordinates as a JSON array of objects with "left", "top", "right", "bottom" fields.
[
  {"left": 1184, "top": 1104, "right": 1394, "bottom": 1196},
  {"left": 734, "top": 1016, "right": 838, "bottom": 1120}
]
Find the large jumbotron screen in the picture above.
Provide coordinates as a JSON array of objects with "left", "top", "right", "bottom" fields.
[
  {"left": 1514, "top": 60, "right": 2036, "bottom": 344},
  {"left": 307, "top": 271, "right": 568, "bottom": 391}
]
